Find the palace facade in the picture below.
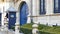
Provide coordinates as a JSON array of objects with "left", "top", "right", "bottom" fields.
[{"left": 0, "top": 0, "right": 60, "bottom": 28}]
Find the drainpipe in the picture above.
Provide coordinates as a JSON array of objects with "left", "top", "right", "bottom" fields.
[{"left": 31, "top": 0, "right": 33, "bottom": 23}]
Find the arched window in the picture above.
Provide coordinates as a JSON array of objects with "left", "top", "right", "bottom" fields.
[
  {"left": 54, "top": 0, "right": 60, "bottom": 13},
  {"left": 40, "top": 0, "right": 46, "bottom": 15}
]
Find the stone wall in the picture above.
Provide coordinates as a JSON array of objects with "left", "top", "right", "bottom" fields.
[{"left": 15, "top": 0, "right": 60, "bottom": 26}]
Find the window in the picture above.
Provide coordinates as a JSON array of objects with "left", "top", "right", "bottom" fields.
[
  {"left": 54, "top": 0, "right": 60, "bottom": 13},
  {"left": 40, "top": 0, "right": 46, "bottom": 15}
]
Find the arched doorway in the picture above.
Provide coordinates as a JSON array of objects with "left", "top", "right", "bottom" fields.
[{"left": 20, "top": 2, "right": 28, "bottom": 25}]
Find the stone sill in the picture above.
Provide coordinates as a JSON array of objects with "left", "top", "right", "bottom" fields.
[{"left": 28, "top": 14, "right": 60, "bottom": 17}]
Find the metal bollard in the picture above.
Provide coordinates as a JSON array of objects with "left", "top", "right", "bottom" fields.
[{"left": 15, "top": 23, "right": 20, "bottom": 34}]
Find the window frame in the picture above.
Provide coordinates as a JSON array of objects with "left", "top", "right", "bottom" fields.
[
  {"left": 40, "top": 0, "right": 46, "bottom": 15},
  {"left": 54, "top": 0, "right": 60, "bottom": 13}
]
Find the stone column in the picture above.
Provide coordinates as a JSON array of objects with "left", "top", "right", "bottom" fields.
[
  {"left": 32, "top": 0, "right": 40, "bottom": 23},
  {"left": 16, "top": 11, "right": 20, "bottom": 24},
  {"left": 1, "top": 6, "right": 6, "bottom": 31},
  {"left": 1, "top": 14, "right": 8, "bottom": 31},
  {"left": 36, "top": 0, "right": 40, "bottom": 16},
  {"left": 32, "top": 0, "right": 39, "bottom": 16},
  {"left": 15, "top": 23, "right": 20, "bottom": 34},
  {"left": 1, "top": 2, "right": 10, "bottom": 31},
  {"left": 45, "top": 0, "right": 54, "bottom": 15},
  {"left": 1, "top": 7, "right": 4, "bottom": 27},
  {"left": 45, "top": 0, "right": 54, "bottom": 26},
  {"left": 15, "top": 3, "right": 20, "bottom": 33},
  {"left": 1, "top": 12, "right": 4, "bottom": 31}
]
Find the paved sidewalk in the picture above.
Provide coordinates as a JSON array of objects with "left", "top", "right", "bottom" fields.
[
  {"left": 0, "top": 29, "right": 24, "bottom": 34},
  {"left": 0, "top": 30, "right": 15, "bottom": 34}
]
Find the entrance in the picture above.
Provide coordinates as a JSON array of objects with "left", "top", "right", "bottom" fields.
[{"left": 20, "top": 2, "right": 28, "bottom": 25}]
